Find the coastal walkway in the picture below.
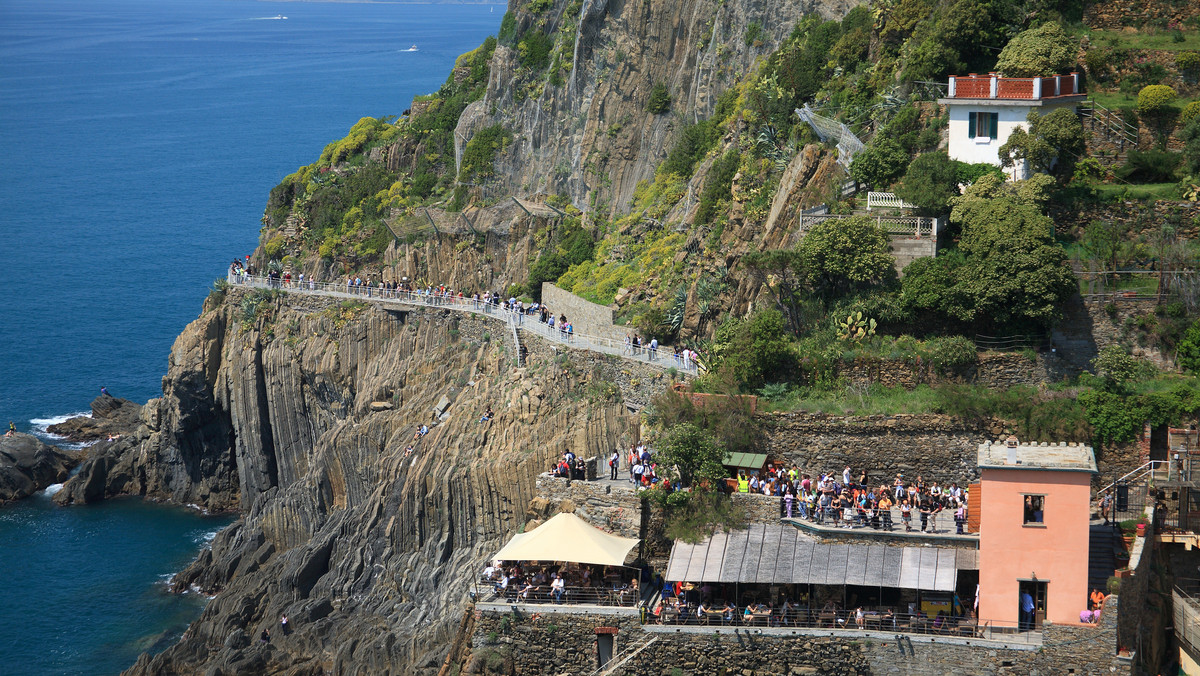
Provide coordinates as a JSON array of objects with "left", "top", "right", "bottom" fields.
[{"left": 227, "top": 273, "right": 699, "bottom": 375}]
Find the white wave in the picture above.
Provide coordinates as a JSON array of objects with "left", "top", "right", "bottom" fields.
[
  {"left": 30, "top": 411, "right": 91, "bottom": 434},
  {"left": 249, "top": 15, "right": 287, "bottom": 20},
  {"left": 192, "top": 528, "right": 223, "bottom": 546},
  {"left": 43, "top": 483, "right": 63, "bottom": 497},
  {"left": 29, "top": 412, "right": 96, "bottom": 450}
]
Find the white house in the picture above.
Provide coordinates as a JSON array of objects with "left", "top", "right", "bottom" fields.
[{"left": 938, "top": 73, "right": 1085, "bottom": 180}]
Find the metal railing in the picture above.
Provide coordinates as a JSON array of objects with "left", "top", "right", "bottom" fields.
[
  {"left": 973, "top": 333, "right": 1047, "bottom": 352},
  {"left": 227, "top": 272, "right": 699, "bottom": 374},
  {"left": 475, "top": 581, "right": 647, "bottom": 608},
  {"left": 1097, "top": 461, "right": 1168, "bottom": 501},
  {"left": 1174, "top": 582, "right": 1200, "bottom": 657},
  {"left": 796, "top": 212, "right": 939, "bottom": 239},
  {"left": 646, "top": 606, "right": 1039, "bottom": 643}
]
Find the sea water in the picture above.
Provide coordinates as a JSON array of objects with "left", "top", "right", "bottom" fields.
[{"left": 0, "top": 0, "right": 501, "bottom": 672}]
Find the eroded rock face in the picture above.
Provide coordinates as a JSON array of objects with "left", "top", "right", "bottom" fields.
[
  {"left": 47, "top": 394, "right": 143, "bottom": 442},
  {"left": 0, "top": 433, "right": 78, "bottom": 504},
  {"left": 57, "top": 289, "right": 640, "bottom": 675}
]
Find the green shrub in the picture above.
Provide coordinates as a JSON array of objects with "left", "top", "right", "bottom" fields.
[
  {"left": 458, "top": 125, "right": 512, "bottom": 181},
  {"left": 662, "top": 118, "right": 723, "bottom": 178},
  {"left": 646, "top": 82, "right": 671, "bottom": 114},
  {"left": 850, "top": 138, "right": 908, "bottom": 190},
  {"left": 923, "top": 336, "right": 977, "bottom": 373},
  {"left": 1177, "top": 51, "right": 1200, "bottom": 84},
  {"left": 1115, "top": 150, "right": 1182, "bottom": 183},
  {"left": 1138, "top": 84, "right": 1178, "bottom": 115},
  {"left": 498, "top": 11, "right": 517, "bottom": 46},
  {"left": 518, "top": 30, "right": 552, "bottom": 70},
  {"left": 744, "top": 21, "right": 764, "bottom": 47},
  {"left": 263, "top": 234, "right": 285, "bottom": 258},
  {"left": 1181, "top": 101, "right": 1200, "bottom": 128},
  {"left": 695, "top": 149, "right": 739, "bottom": 225},
  {"left": 995, "top": 22, "right": 1077, "bottom": 78}
]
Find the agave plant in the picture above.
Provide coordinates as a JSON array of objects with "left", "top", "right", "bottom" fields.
[
  {"left": 665, "top": 285, "right": 687, "bottom": 333},
  {"left": 837, "top": 311, "right": 877, "bottom": 342}
]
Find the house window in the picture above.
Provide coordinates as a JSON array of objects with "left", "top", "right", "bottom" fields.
[
  {"left": 1023, "top": 495, "right": 1045, "bottom": 524},
  {"left": 968, "top": 112, "right": 999, "bottom": 140}
]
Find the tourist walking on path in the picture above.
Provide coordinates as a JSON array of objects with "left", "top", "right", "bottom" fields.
[{"left": 609, "top": 450, "right": 619, "bottom": 480}]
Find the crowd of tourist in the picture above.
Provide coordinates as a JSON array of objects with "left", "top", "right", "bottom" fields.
[
  {"left": 734, "top": 464, "right": 970, "bottom": 534},
  {"left": 227, "top": 263, "right": 709, "bottom": 371}
]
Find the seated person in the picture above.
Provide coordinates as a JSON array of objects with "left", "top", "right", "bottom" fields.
[
  {"left": 720, "top": 601, "right": 737, "bottom": 623},
  {"left": 517, "top": 579, "right": 536, "bottom": 601},
  {"left": 550, "top": 574, "right": 566, "bottom": 602}
]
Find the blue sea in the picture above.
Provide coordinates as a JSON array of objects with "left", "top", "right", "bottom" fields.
[{"left": 0, "top": 0, "right": 501, "bottom": 673}]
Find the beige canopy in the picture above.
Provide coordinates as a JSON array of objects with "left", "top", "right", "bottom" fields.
[{"left": 492, "top": 512, "right": 640, "bottom": 567}]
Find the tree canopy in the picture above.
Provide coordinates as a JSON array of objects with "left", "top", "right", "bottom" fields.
[
  {"left": 998, "top": 109, "right": 1086, "bottom": 180},
  {"left": 655, "top": 422, "right": 727, "bottom": 488},
  {"left": 994, "top": 22, "right": 1077, "bottom": 77},
  {"left": 796, "top": 216, "right": 897, "bottom": 298},
  {"left": 895, "top": 151, "right": 960, "bottom": 215},
  {"left": 901, "top": 177, "right": 1075, "bottom": 331}
]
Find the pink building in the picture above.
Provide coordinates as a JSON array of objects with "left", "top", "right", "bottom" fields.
[{"left": 977, "top": 439, "right": 1097, "bottom": 629}]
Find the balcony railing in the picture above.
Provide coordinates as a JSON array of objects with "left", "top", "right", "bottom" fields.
[{"left": 947, "top": 73, "right": 1081, "bottom": 101}]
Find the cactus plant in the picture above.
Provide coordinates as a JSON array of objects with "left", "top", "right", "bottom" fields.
[{"left": 837, "top": 311, "right": 876, "bottom": 342}]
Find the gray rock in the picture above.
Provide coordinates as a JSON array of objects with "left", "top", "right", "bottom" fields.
[{"left": 0, "top": 433, "right": 77, "bottom": 503}]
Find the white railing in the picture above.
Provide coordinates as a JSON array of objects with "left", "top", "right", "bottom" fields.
[
  {"left": 796, "top": 213, "right": 939, "bottom": 239},
  {"left": 1097, "top": 460, "right": 1168, "bottom": 499},
  {"left": 225, "top": 272, "right": 700, "bottom": 374},
  {"left": 866, "top": 192, "right": 917, "bottom": 211}
]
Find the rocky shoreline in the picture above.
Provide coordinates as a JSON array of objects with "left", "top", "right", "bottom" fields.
[{"left": 0, "top": 433, "right": 78, "bottom": 504}]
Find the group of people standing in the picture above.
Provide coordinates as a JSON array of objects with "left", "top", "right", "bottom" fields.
[{"left": 736, "top": 465, "right": 971, "bottom": 535}]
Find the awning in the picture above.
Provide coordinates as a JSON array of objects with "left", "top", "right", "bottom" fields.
[
  {"left": 664, "top": 523, "right": 976, "bottom": 592},
  {"left": 724, "top": 452, "right": 769, "bottom": 469},
  {"left": 492, "top": 512, "right": 640, "bottom": 567}
]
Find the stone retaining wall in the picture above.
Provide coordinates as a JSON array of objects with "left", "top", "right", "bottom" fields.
[
  {"left": 839, "top": 352, "right": 1050, "bottom": 390},
  {"left": 532, "top": 474, "right": 644, "bottom": 539},
  {"left": 467, "top": 597, "right": 1128, "bottom": 676},
  {"left": 763, "top": 413, "right": 988, "bottom": 488},
  {"left": 541, "top": 282, "right": 628, "bottom": 343}
]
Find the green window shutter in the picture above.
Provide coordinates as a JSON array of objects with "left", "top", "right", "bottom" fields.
[
  {"left": 968, "top": 113, "right": 976, "bottom": 139},
  {"left": 989, "top": 112, "right": 999, "bottom": 139}
]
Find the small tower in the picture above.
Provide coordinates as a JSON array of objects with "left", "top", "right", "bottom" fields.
[{"left": 976, "top": 438, "right": 1097, "bottom": 629}]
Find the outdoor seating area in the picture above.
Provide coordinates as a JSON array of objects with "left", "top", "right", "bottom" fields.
[{"left": 479, "top": 512, "right": 644, "bottom": 608}]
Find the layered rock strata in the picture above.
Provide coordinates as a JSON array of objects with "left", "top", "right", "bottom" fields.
[{"left": 54, "top": 288, "right": 640, "bottom": 674}]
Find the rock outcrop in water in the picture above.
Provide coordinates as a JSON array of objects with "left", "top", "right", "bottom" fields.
[
  {"left": 47, "top": 394, "right": 144, "bottom": 443},
  {"left": 0, "top": 433, "right": 78, "bottom": 504}
]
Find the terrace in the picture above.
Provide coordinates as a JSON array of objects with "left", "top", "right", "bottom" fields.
[{"left": 946, "top": 72, "right": 1084, "bottom": 102}]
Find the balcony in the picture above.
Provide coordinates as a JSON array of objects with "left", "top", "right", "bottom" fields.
[{"left": 947, "top": 73, "right": 1083, "bottom": 101}]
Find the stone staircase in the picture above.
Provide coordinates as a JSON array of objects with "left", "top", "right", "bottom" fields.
[{"left": 1079, "top": 100, "right": 1139, "bottom": 165}]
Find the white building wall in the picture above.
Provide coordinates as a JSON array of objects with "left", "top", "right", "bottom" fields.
[{"left": 945, "top": 100, "right": 1078, "bottom": 181}]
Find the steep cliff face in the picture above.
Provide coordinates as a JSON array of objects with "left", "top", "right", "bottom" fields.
[
  {"left": 56, "top": 288, "right": 638, "bottom": 674},
  {"left": 471, "top": 0, "right": 856, "bottom": 212}
]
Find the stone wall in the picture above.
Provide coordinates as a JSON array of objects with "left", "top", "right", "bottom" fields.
[
  {"left": 839, "top": 352, "right": 1051, "bottom": 390},
  {"left": 891, "top": 237, "right": 937, "bottom": 273},
  {"left": 532, "top": 474, "right": 645, "bottom": 539},
  {"left": 541, "top": 282, "right": 627, "bottom": 343},
  {"left": 466, "top": 599, "right": 1128, "bottom": 676},
  {"left": 763, "top": 413, "right": 988, "bottom": 488},
  {"left": 519, "top": 311, "right": 681, "bottom": 411}
]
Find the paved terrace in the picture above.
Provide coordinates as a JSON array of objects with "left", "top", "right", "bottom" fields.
[{"left": 228, "top": 273, "right": 698, "bottom": 375}]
